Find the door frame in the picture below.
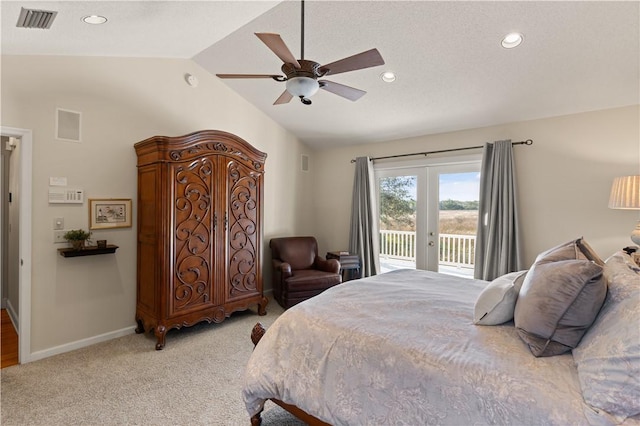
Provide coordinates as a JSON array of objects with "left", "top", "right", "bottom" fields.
[
  {"left": 374, "top": 154, "right": 481, "bottom": 273},
  {"left": 1, "top": 126, "right": 33, "bottom": 364}
]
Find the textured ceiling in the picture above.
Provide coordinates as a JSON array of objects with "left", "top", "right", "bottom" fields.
[
  {"left": 2, "top": 1, "right": 639, "bottom": 149},
  {"left": 1, "top": 1, "right": 281, "bottom": 57}
]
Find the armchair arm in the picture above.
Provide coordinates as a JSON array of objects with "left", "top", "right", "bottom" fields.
[
  {"left": 272, "top": 259, "right": 292, "bottom": 279},
  {"left": 314, "top": 256, "right": 341, "bottom": 274}
]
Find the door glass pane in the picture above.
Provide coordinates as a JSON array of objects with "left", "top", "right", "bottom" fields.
[
  {"left": 378, "top": 175, "right": 417, "bottom": 273},
  {"left": 437, "top": 172, "right": 479, "bottom": 278}
]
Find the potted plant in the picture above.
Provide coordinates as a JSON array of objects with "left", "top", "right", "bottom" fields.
[{"left": 64, "top": 229, "right": 92, "bottom": 251}]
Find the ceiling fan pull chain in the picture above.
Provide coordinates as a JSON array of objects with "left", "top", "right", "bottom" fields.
[{"left": 300, "top": 0, "right": 305, "bottom": 60}]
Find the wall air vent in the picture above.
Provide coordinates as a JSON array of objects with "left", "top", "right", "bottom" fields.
[{"left": 16, "top": 7, "right": 58, "bottom": 29}]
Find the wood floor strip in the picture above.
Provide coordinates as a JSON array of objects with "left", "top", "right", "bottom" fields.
[{"left": 1, "top": 308, "right": 19, "bottom": 368}]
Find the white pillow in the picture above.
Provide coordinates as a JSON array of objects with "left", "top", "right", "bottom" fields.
[{"left": 474, "top": 271, "right": 527, "bottom": 325}]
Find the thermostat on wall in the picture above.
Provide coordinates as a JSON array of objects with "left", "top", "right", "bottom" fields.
[{"left": 48, "top": 187, "right": 84, "bottom": 204}]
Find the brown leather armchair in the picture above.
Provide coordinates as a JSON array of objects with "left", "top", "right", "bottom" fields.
[{"left": 270, "top": 236, "right": 342, "bottom": 309}]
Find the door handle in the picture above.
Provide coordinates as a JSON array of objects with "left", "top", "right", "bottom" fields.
[{"left": 428, "top": 241, "right": 435, "bottom": 246}]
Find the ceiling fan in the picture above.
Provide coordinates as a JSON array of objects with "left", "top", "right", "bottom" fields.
[{"left": 216, "top": 0, "right": 385, "bottom": 105}]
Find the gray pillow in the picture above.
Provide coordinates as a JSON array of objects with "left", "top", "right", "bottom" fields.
[
  {"left": 575, "top": 238, "right": 605, "bottom": 266},
  {"left": 533, "top": 237, "right": 604, "bottom": 265},
  {"left": 514, "top": 239, "right": 607, "bottom": 357},
  {"left": 572, "top": 252, "right": 640, "bottom": 421},
  {"left": 473, "top": 271, "right": 527, "bottom": 325}
]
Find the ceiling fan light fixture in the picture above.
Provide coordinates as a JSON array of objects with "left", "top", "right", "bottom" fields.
[
  {"left": 501, "top": 32, "right": 523, "bottom": 49},
  {"left": 286, "top": 76, "right": 319, "bottom": 98}
]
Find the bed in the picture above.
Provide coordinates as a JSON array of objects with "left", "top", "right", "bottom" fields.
[{"left": 243, "top": 241, "right": 640, "bottom": 426}]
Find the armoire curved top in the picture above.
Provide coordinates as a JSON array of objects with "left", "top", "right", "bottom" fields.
[{"left": 134, "top": 130, "right": 267, "bottom": 171}]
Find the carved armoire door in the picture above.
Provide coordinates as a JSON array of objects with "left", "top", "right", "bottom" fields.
[
  {"left": 220, "top": 158, "right": 263, "bottom": 304},
  {"left": 170, "top": 157, "right": 218, "bottom": 317}
]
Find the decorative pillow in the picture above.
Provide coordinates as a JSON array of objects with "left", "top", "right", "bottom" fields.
[
  {"left": 533, "top": 237, "right": 605, "bottom": 265},
  {"left": 572, "top": 252, "right": 640, "bottom": 421},
  {"left": 575, "top": 238, "right": 606, "bottom": 266},
  {"left": 473, "top": 271, "right": 527, "bottom": 325},
  {"left": 514, "top": 238, "right": 607, "bottom": 357}
]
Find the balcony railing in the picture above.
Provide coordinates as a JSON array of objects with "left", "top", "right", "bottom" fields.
[
  {"left": 379, "top": 230, "right": 416, "bottom": 260},
  {"left": 439, "top": 233, "right": 475, "bottom": 267},
  {"left": 379, "top": 230, "right": 475, "bottom": 269}
]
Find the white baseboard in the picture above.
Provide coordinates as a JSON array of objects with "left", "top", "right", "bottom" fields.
[
  {"left": 25, "top": 294, "right": 273, "bottom": 363},
  {"left": 5, "top": 298, "right": 18, "bottom": 331},
  {"left": 28, "top": 326, "right": 137, "bottom": 363}
]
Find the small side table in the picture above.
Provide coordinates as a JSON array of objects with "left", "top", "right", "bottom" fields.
[{"left": 327, "top": 251, "right": 361, "bottom": 282}]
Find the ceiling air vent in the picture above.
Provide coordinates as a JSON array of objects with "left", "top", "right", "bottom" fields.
[{"left": 16, "top": 7, "right": 58, "bottom": 29}]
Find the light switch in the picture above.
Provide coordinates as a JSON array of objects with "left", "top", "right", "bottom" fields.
[{"left": 54, "top": 217, "right": 64, "bottom": 230}]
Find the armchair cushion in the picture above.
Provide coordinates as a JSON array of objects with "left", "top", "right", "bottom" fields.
[{"left": 286, "top": 270, "right": 343, "bottom": 291}]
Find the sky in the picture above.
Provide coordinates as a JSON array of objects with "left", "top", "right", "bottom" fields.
[
  {"left": 389, "top": 172, "right": 480, "bottom": 202},
  {"left": 439, "top": 172, "right": 480, "bottom": 202}
]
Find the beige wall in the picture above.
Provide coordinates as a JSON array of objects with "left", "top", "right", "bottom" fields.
[
  {"left": 313, "top": 106, "right": 640, "bottom": 267},
  {"left": 2, "top": 53, "right": 638, "bottom": 359},
  {"left": 1, "top": 55, "right": 315, "bottom": 355}
]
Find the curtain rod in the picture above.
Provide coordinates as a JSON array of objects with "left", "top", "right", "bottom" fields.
[{"left": 350, "top": 139, "right": 533, "bottom": 163}]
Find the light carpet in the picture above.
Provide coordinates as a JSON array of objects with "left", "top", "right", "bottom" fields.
[{"left": 1, "top": 299, "right": 306, "bottom": 425}]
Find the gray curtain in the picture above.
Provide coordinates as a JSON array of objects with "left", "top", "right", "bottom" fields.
[
  {"left": 349, "top": 157, "right": 380, "bottom": 277},
  {"left": 474, "top": 140, "right": 523, "bottom": 280}
]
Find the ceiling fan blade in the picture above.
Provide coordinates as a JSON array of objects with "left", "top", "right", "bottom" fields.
[
  {"left": 273, "top": 90, "right": 294, "bottom": 105},
  {"left": 255, "top": 33, "right": 301, "bottom": 68},
  {"left": 216, "top": 74, "right": 284, "bottom": 79},
  {"left": 319, "top": 80, "right": 366, "bottom": 101},
  {"left": 319, "top": 48, "right": 385, "bottom": 76}
]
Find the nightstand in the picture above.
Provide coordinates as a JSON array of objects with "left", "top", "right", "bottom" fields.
[{"left": 327, "top": 251, "right": 361, "bottom": 281}]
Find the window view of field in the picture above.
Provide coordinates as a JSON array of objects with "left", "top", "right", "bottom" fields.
[
  {"left": 379, "top": 172, "right": 479, "bottom": 277},
  {"left": 439, "top": 206, "right": 478, "bottom": 235},
  {"left": 378, "top": 176, "right": 479, "bottom": 235}
]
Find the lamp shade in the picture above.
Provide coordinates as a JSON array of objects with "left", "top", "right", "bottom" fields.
[{"left": 608, "top": 175, "right": 640, "bottom": 210}]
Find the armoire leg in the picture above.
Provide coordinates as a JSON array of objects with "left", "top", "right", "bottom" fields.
[
  {"left": 154, "top": 325, "right": 167, "bottom": 350},
  {"left": 134, "top": 318, "right": 145, "bottom": 334},
  {"left": 257, "top": 296, "right": 268, "bottom": 316}
]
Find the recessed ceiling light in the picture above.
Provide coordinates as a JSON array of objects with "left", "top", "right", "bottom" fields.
[
  {"left": 501, "top": 33, "right": 523, "bottom": 49},
  {"left": 82, "top": 15, "right": 107, "bottom": 25},
  {"left": 381, "top": 71, "right": 396, "bottom": 83}
]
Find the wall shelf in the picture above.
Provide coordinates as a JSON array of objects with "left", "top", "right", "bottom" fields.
[{"left": 58, "top": 245, "right": 118, "bottom": 258}]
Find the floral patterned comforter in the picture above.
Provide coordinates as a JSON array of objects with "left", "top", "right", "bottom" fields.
[{"left": 243, "top": 269, "right": 594, "bottom": 425}]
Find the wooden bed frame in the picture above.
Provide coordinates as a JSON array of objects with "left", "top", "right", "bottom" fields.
[{"left": 249, "top": 323, "right": 331, "bottom": 426}]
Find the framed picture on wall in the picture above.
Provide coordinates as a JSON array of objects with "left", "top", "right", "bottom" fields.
[{"left": 89, "top": 198, "right": 132, "bottom": 230}]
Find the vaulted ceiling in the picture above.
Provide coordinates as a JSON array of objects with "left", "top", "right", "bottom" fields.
[{"left": 2, "top": 1, "right": 639, "bottom": 149}]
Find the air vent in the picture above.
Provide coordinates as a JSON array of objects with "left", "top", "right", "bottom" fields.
[{"left": 16, "top": 7, "right": 57, "bottom": 29}]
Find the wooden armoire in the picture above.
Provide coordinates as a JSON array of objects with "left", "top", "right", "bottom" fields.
[{"left": 134, "top": 130, "right": 268, "bottom": 350}]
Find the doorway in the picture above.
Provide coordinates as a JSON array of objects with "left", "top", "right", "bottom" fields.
[
  {"left": 375, "top": 156, "right": 480, "bottom": 277},
  {"left": 0, "top": 126, "right": 33, "bottom": 364}
]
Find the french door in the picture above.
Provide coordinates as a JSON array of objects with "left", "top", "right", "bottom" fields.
[{"left": 376, "top": 159, "right": 480, "bottom": 277}]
